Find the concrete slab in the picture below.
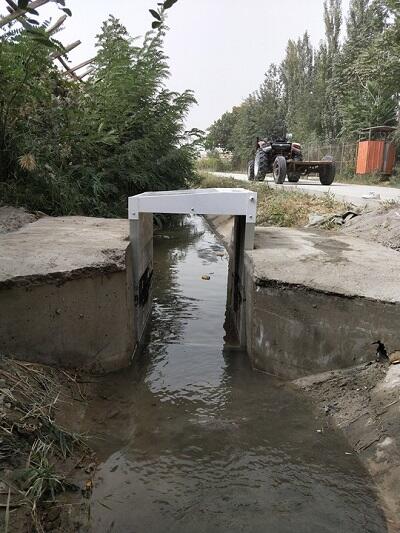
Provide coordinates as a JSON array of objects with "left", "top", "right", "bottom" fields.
[
  {"left": 0, "top": 217, "right": 135, "bottom": 372},
  {"left": 244, "top": 227, "right": 400, "bottom": 378},
  {"left": 251, "top": 227, "right": 400, "bottom": 303},
  {"left": 0, "top": 216, "right": 129, "bottom": 287}
]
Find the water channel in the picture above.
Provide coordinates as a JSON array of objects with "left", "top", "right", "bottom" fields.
[{"left": 87, "top": 216, "right": 386, "bottom": 532}]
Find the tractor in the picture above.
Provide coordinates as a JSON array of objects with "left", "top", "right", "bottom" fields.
[{"left": 248, "top": 135, "right": 336, "bottom": 185}]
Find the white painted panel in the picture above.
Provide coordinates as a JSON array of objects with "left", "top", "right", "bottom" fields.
[{"left": 128, "top": 188, "right": 257, "bottom": 223}]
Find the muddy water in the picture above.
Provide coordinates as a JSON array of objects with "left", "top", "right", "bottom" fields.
[{"left": 87, "top": 216, "right": 386, "bottom": 533}]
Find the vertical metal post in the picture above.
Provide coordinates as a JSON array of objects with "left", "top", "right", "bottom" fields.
[{"left": 129, "top": 213, "right": 154, "bottom": 350}]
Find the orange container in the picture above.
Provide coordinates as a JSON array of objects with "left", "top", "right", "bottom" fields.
[{"left": 356, "top": 140, "right": 396, "bottom": 175}]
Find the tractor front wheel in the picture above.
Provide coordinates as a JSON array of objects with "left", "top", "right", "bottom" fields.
[
  {"left": 273, "top": 156, "right": 287, "bottom": 184},
  {"left": 287, "top": 173, "right": 300, "bottom": 183}
]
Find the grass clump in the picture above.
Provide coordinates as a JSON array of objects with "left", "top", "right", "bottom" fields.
[
  {"left": 199, "top": 173, "right": 348, "bottom": 228},
  {"left": 20, "top": 440, "right": 67, "bottom": 516},
  {"left": 0, "top": 356, "right": 89, "bottom": 532}
]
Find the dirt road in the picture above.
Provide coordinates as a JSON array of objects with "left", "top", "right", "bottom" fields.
[{"left": 211, "top": 172, "right": 400, "bottom": 207}]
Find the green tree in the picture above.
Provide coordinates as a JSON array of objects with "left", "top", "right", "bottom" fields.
[
  {"left": 335, "top": 0, "right": 397, "bottom": 136},
  {"left": 205, "top": 107, "right": 240, "bottom": 153},
  {"left": 281, "top": 32, "right": 318, "bottom": 141},
  {"left": 0, "top": 8, "right": 198, "bottom": 216},
  {"left": 316, "top": 0, "right": 342, "bottom": 140}
]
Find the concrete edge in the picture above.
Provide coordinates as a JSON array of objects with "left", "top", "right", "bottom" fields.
[{"left": 0, "top": 263, "right": 127, "bottom": 290}]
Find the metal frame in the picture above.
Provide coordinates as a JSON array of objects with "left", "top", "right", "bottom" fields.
[
  {"left": 128, "top": 188, "right": 258, "bottom": 351},
  {"left": 129, "top": 187, "right": 257, "bottom": 225}
]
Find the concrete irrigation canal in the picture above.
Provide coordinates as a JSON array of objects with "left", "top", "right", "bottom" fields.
[{"left": 0, "top": 189, "right": 399, "bottom": 531}]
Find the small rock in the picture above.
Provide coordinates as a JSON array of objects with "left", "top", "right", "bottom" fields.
[
  {"left": 201, "top": 275, "right": 210, "bottom": 281},
  {"left": 85, "top": 462, "right": 96, "bottom": 474}
]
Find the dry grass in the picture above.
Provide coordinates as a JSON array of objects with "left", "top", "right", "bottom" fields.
[
  {"left": 0, "top": 356, "right": 88, "bottom": 532},
  {"left": 333, "top": 170, "right": 400, "bottom": 188},
  {"left": 199, "top": 173, "right": 348, "bottom": 228}
]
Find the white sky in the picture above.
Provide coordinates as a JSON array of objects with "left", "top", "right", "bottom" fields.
[{"left": 15, "top": 0, "right": 351, "bottom": 130}]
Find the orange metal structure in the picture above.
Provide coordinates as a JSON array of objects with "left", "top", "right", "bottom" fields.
[{"left": 356, "top": 127, "right": 397, "bottom": 175}]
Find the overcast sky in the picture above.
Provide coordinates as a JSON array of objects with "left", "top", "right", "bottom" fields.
[{"left": 36, "top": 0, "right": 351, "bottom": 130}]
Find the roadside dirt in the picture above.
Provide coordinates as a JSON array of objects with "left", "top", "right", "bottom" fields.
[
  {"left": 0, "top": 356, "right": 97, "bottom": 532},
  {"left": 294, "top": 361, "right": 400, "bottom": 533},
  {"left": 340, "top": 204, "right": 400, "bottom": 251},
  {"left": 0, "top": 206, "right": 40, "bottom": 234}
]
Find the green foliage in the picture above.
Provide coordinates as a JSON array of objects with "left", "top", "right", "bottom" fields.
[
  {"left": 196, "top": 151, "right": 234, "bottom": 172},
  {"left": 205, "top": 0, "right": 399, "bottom": 164},
  {"left": 0, "top": 1, "right": 198, "bottom": 216}
]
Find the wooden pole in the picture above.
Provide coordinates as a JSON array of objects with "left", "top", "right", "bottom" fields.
[
  {"left": 0, "top": 0, "right": 50, "bottom": 28},
  {"left": 77, "top": 66, "right": 95, "bottom": 80},
  {"left": 51, "top": 40, "right": 81, "bottom": 59},
  {"left": 56, "top": 56, "right": 81, "bottom": 81},
  {"left": 64, "top": 57, "right": 96, "bottom": 74},
  {"left": 46, "top": 14, "right": 67, "bottom": 35}
]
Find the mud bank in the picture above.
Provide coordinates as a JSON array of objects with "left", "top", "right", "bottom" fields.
[
  {"left": 0, "top": 214, "right": 134, "bottom": 372},
  {"left": 294, "top": 363, "right": 400, "bottom": 533}
]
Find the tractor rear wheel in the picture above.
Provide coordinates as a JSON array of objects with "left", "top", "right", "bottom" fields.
[
  {"left": 319, "top": 155, "right": 336, "bottom": 185},
  {"left": 247, "top": 160, "right": 255, "bottom": 180},
  {"left": 273, "top": 156, "right": 287, "bottom": 184},
  {"left": 254, "top": 149, "right": 268, "bottom": 180}
]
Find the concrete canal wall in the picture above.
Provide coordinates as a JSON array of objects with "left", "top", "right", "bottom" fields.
[
  {"left": 0, "top": 216, "right": 135, "bottom": 373},
  {"left": 3, "top": 210, "right": 400, "bottom": 379},
  {"left": 207, "top": 216, "right": 400, "bottom": 378}
]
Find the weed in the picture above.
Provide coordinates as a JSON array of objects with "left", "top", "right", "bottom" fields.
[
  {"left": 199, "top": 173, "right": 348, "bottom": 228},
  {"left": 378, "top": 199, "right": 400, "bottom": 212},
  {"left": 20, "top": 440, "right": 65, "bottom": 513}
]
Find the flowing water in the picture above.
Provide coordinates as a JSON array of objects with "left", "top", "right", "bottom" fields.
[{"left": 86, "top": 216, "right": 386, "bottom": 533}]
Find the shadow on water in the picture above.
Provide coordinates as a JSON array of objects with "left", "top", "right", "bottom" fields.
[{"left": 83, "top": 216, "right": 386, "bottom": 533}]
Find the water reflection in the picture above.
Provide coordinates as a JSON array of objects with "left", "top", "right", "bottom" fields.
[{"left": 87, "top": 216, "right": 386, "bottom": 533}]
